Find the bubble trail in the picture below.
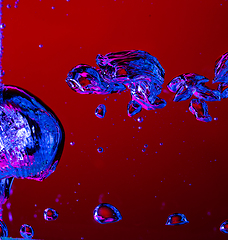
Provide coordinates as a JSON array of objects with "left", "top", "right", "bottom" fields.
[
  {"left": 95, "top": 104, "right": 106, "bottom": 118},
  {"left": 220, "top": 220, "right": 228, "bottom": 233},
  {"left": 66, "top": 50, "right": 166, "bottom": 117},
  {"left": 165, "top": 213, "right": 189, "bottom": 226},
  {"left": 0, "top": 0, "right": 4, "bottom": 103},
  {"left": 93, "top": 203, "right": 122, "bottom": 224},
  {"left": 44, "top": 208, "right": 59, "bottom": 221},
  {"left": 167, "top": 72, "right": 221, "bottom": 122},
  {"left": 20, "top": 224, "right": 34, "bottom": 239}
]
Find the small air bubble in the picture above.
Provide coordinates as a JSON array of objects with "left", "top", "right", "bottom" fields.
[
  {"left": 97, "top": 147, "right": 103, "bottom": 153},
  {"left": 137, "top": 117, "right": 143, "bottom": 122},
  {"left": 70, "top": 142, "right": 75, "bottom": 146},
  {"left": 7, "top": 4, "right": 11, "bottom": 8},
  {"left": 20, "top": 224, "right": 34, "bottom": 238},
  {"left": 0, "top": 23, "right": 6, "bottom": 29}
]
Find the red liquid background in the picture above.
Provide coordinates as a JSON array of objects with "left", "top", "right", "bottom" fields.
[{"left": 1, "top": 0, "right": 228, "bottom": 239}]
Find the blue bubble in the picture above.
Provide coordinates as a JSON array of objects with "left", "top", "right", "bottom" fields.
[
  {"left": 66, "top": 50, "right": 166, "bottom": 117},
  {"left": 93, "top": 203, "right": 122, "bottom": 224},
  {"left": 165, "top": 213, "right": 189, "bottom": 226},
  {"left": 0, "top": 86, "right": 65, "bottom": 181},
  {"left": 0, "top": 220, "right": 8, "bottom": 237},
  {"left": 137, "top": 117, "right": 143, "bottom": 122},
  {"left": 95, "top": 104, "right": 106, "bottom": 118},
  {"left": 97, "top": 147, "right": 103, "bottom": 153},
  {"left": 220, "top": 220, "right": 228, "bottom": 233},
  {"left": 20, "top": 224, "right": 34, "bottom": 238},
  {"left": 44, "top": 208, "right": 59, "bottom": 221}
]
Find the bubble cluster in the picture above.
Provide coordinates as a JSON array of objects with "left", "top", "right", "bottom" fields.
[
  {"left": 168, "top": 52, "right": 228, "bottom": 122},
  {"left": 66, "top": 50, "right": 166, "bottom": 117}
]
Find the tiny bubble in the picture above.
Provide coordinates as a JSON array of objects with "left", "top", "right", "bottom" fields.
[
  {"left": 137, "top": 117, "right": 143, "bottom": 122},
  {"left": 51, "top": 6, "right": 55, "bottom": 9},
  {"left": 159, "top": 142, "right": 163, "bottom": 146},
  {"left": 97, "top": 147, "right": 103, "bottom": 153},
  {"left": 144, "top": 144, "right": 148, "bottom": 148},
  {"left": 6, "top": 202, "right": 11, "bottom": 209},
  {"left": 8, "top": 212, "right": 13, "bottom": 222},
  {"left": 0, "top": 23, "right": 6, "bottom": 29},
  {"left": 39, "top": 44, "right": 43, "bottom": 48},
  {"left": 214, "top": 117, "right": 218, "bottom": 121},
  {"left": 142, "top": 148, "right": 146, "bottom": 152},
  {"left": 138, "top": 126, "right": 142, "bottom": 129},
  {"left": 7, "top": 4, "right": 11, "bottom": 8},
  {"left": 70, "top": 141, "right": 75, "bottom": 146}
]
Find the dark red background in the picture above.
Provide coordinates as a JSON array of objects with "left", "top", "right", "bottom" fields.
[{"left": 2, "top": 0, "right": 228, "bottom": 239}]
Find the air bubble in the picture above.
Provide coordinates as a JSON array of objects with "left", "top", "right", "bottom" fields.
[
  {"left": 44, "top": 208, "right": 59, "bottom": 221},
  {"left": 0, "top": 23, "right": 6, "bottom": 29},
  {"left": 20, "top": 224, "right": 34, "bottom": 239},
  {"left": 220, "top": 220, "right": 228, "bottom": 233},
  {"left": 97, "top": 147, "right": 103, "bottom": 153},
  {"left": 137, "top": 117, "right": 143, "bottom": 122},
  {"left": 93, "top": 203, "right": 122, "bottom": 224},
  {"left": 95, "top": 104, "right": 106, "bottom": 118},
  {"left": 0, "top": 220, "right": 8, "bottom": 237},
  {"left": 165, "top": 213, "right": 189, "bottom": 226}
]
